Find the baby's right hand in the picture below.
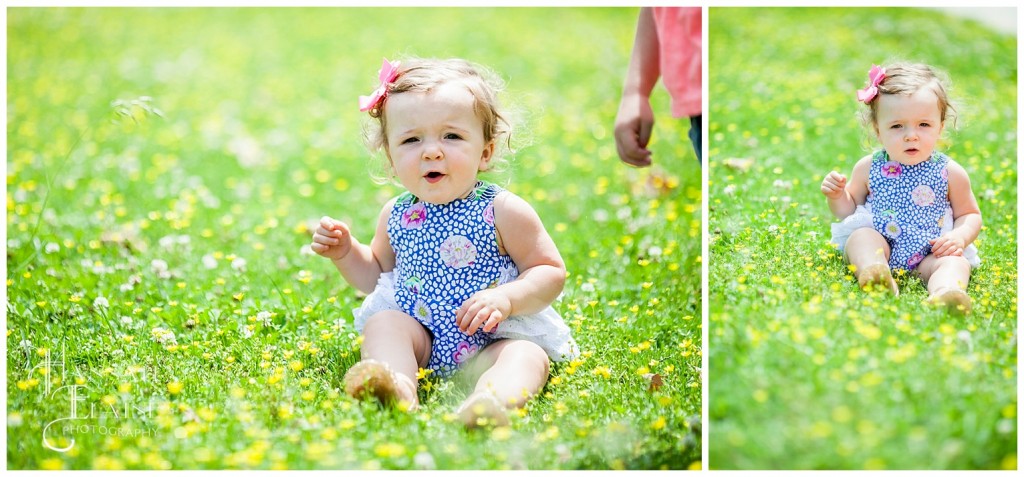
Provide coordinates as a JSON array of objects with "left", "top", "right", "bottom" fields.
[
  {"left": 820, "top": 171, "right": 847, "bottom": 200},
  {"left": 310, "top": 216, "right": 353, "bottom": 261}
]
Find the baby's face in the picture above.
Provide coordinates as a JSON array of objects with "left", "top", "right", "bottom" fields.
[
  {"left": 874, "top": 88, "right": 944, "bottom": 166},
  {"left": 384, "top": 81, "right": 493, "bottom": 205}
]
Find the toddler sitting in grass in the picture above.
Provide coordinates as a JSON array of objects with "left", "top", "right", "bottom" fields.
[
  {"left": 821, "top": 62, "right": 982, "bottom": 313},
  {"left": 311, "top": 57, "right": 578, "bottom": 428}
]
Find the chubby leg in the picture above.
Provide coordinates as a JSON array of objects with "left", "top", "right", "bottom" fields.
[
  {"left": 916, "top": 254, "right": 972, "bottom": 314},
  {"left": 457, "top": 339, "right": 550, "bottom": 428},
  {"left": 844, "top": 227, "right": 898, "bottom": 294},
  {"left": 344, "top": 310, "right": 432, "bottom": 408}
]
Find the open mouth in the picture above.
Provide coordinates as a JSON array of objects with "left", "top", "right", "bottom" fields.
[{"left": 424, "top": 171, "right": 445, "bottom": 183}]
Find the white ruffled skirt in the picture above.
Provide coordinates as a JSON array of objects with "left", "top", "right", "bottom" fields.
[
  {"left": 830, "top": 204, "right": 980, "bottom": 269},
  {"left": 352, "top": 272, "right": 580, "bottom": 362}
]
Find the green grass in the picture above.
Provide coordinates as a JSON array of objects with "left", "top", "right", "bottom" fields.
[
  {"left": 6, "top": 7, "right": 701, "bottom": 470},
  {"left": 708, "top": 7, "right": 1016, "bottom": 470}
]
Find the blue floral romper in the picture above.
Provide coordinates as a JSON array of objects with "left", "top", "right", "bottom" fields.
[
  {"left": 867, "top": 150, "right": 952, "bottom": 271},
  {"left": 388, "top": 181, "right": 517, "bottom": 377}
]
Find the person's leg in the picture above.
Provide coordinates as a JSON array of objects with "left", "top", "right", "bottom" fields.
[
  {"left": 915, "top": 254, "right": 972, "bottom": 314},
  {"left": 344, "top": 310, "right": 432, "bottom": 408},
  {"left": 844, "top": 227, "right": 898, "bottom": 294},
  {"left": 688, "top": 115, "right": 702, "bottom": 162},
  {"left": 457, "top": 339, "right": 550, "bottom": 428}
]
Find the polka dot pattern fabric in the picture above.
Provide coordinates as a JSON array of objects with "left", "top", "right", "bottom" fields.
[
  {"left": 867, "top": 150, "right": 951, "bottom": 271},
  {"left": 388, "top": 181, "right": 516, "bottom": 377}
]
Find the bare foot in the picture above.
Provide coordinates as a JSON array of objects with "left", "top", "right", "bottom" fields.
[
  {"left": 927, "top": 288, "right": 971, "bottom": 315},
  {"left": 857, "top": 263, "right": 899, "bottom": 295},
  {"left": 456, "top": 392, "right": 509, "bottom": 429},
  {"left": 343, "top": 360, "right": 410, "bottom": 408}
]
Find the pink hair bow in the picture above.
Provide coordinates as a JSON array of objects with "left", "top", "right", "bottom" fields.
[
  {"left": 359, "top": 58, "right": 401, "bottom": 112},
  {"left": 856, "top": 65, "right": 886, "bottom": 103}
]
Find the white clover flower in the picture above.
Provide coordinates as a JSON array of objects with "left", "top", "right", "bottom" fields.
[
  {"left": 151, "top": 260, "right": 171, "bottom": 279},
  {"left": 231, "top": 257, "right": 247, "bottom": 272},
  {"left": 120, "top": 316, "right": 133, "bottom": 325},
  {"left": 592, "top": 209, "right": 609, "bottom": 223},
  {"left": 151, "top": 327, "right": 177, "bottom": 345},
  {"left": 648, "top": 246, "right": 663, "bottom": 257},
  {"left": 201, "top": 254, "right": 218, "bottom": 270},
  {"left": 773, "top": 179, "right": 792, "bottom": 190},
  {"left": 93, "top": 296, "right": 109, "bottom": 308},
  {"left": 44, "top": 242, "right": 60, "bottom": 254},
  {"left": 239, "top": 325, "right": 254, "bottom": 339},
  {"left": 256, "top": 311, "right": 273, "bottom": 325},
  {"left": 580, "top": 282, "right": 596, "bottom": 293},
  {"left": 724, "top": 184, "right": 737, "bottom": 196},
  {"left": 413, "top": 451, "right": 436, "bottom": 470},
  {"left": 19, "top": 340, "right": 32, "bottom": 349}
]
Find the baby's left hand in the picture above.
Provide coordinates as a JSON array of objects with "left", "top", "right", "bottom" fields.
[
  {"left": 930, "top": 233, "right": 965, "bottom": 258},
  {"left": 456, "top": 289, "right": 512, "bottom": 336}
]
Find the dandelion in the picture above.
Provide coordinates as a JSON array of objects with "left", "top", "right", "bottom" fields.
[
  {"left": 167, "top": 381, "right": 184, "bottom": 395},
  {"left": 94, "top": 296, "right": 109, "bottom": 308}
]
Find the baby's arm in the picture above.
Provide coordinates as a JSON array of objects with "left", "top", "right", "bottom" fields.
[
  {"left": 310, "top": 200, "right": 396, "bottom": 294},
  {"left": 930, "top": 161, "right": 982, "bottom": 257},
  {"left": 821, "top": 155, "right": 871, "bottom": 219},
  {"left": 456, "top": 192, "right": 566, "bottom": 336}
]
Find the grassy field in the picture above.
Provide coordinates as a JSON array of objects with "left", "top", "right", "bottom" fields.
[
  {"left": 6, "top": 7, "right": 702, "bottom": 470},
  {"left": 708, "top": 7, "right": 1017, "bottom": 470}
]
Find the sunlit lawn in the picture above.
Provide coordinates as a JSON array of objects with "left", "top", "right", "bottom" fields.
[
  {"left": 6, "top": 7, "right": 701, "bottom": 470},
  {"left": 708, "top": 7, "right": 1017, "bottom": 470}
]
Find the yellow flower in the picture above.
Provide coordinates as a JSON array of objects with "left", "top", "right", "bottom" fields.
[
  {"left": 651, "top": 416, "right": 666, "bottom": 430},
  {"left": 167, "top": 381, "right": 184, "bottom": 395},
  {"left": 374, "top": 442, "right": 406, "bottom": 459}
]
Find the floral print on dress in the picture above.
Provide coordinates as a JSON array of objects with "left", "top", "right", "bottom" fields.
[
  {"left": 404, "top": 276, "right": 423, "bottom": 295},
  {"left": 452, "top": 341, "right": 479, "bottom": 364},
  {"left": 911, "top": 185, "right": 935, "bottom": 207},
  {"left": 884, "top": 221, "right": 901, "bottom": 239},
  {"left": 401, "top": 202, "right": 427, "bottom": 229},
  {"left": 881, "top": 161, "right": 903, "bottom": 178},
  {"left": 867, "top": 150, "right": 951, "bottom": 271},
  {"left": 907, "top": 252, "right": 924, "bottom": 270},
  {"left": 483, "top": 204, "right": 495, "bottom": 226},
  {"left": 413, "top": 299, "right": 432, "bottom": 325},
  {"left": 387, "top": 181, "right": 516, "bottom": 377},
  {"left": 439, "top": 235, "right": 477, "bottom": 269}
]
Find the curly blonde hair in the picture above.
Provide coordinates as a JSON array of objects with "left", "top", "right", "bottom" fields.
[{"left": 362, "top": 57, "right": 516, "bottom": 184}]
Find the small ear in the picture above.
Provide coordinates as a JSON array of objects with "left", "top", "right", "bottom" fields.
[{"left": 478, "top": 141, "right": 495, "bottom": 171}]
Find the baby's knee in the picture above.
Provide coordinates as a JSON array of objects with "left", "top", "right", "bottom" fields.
[
  {"left": 508, "top": 340, "right": 550, "bottom": 376},
  {"left": 363, "top": 311, "right": 419, "bottom": 337},
  {"left": 935, "top": 254, "right": 971, "bottom": 272}
]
